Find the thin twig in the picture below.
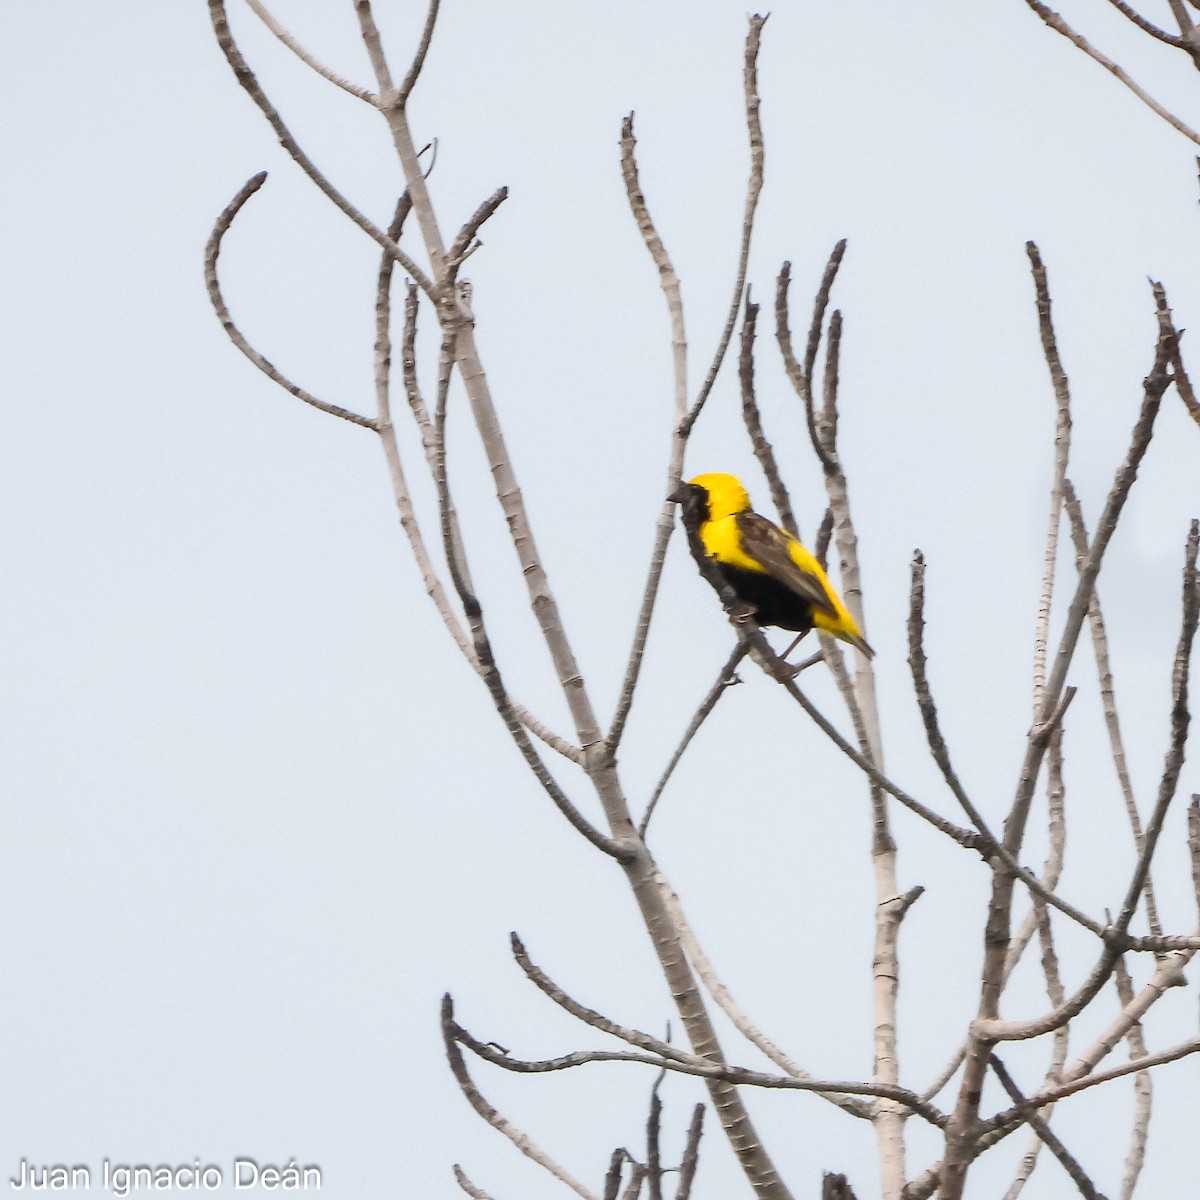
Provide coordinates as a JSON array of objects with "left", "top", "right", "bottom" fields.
[
  {"left": 810, "top": 304, "right": 885, "bottom": 852},
  {"left": 1019, "top": 286, "right": 1176, "bottom": 846},
  {"left": 685, "top": 14, "right": 768, "bottom": 433},
  {"left": 806, "top": 594, "right": 1103, "bottom": 932},
  {"left": 1100, "top": 0, "right": 1184, "bottom": 45},
  {"left": 814, "top": 508, "right": 834, "bottom": 567},
  {"left": 791, "top": 651, "right": 1104, "bottom": 887},
  {"left": 974, "top": 937, "right": 1124, "bottom": 1044},
  {"left": 1022, "top": 0, "right": 1200, "bottom": 145},
  {"left": 987, "top": 1035, "right": 1200, "bottom": 1114},
  {"left": 453, "top": 1165, "right": 497, "bottom": 1200},
  {"left": 699, "top": 603, "right": 978, "bottom": 849},
  {"left": 641, "top": 644, "right": 747, "bottom": 835},
  {"left": 920, "top": 1049, "right": 964, "bottom": 1105},
  {"left": 429, "top": 343, "right": 621, "bottom": 858},
  {"left": 1036, "top": 735, "right": 1068, "bottom": 1021},
  {"left": 648, "top": 1075, "right": 667, "bottom": 1200},
  {"left": 646, "top": 1071, "right": 664, "bottom": 1200},
  {"left": 607, "top": 112, "right": 689, "bottom": 751},
  {"left": 450, "top": 1001, "right": 948, "bottom": 1125},
  {"left": 511, "top": 934, "right": 697, "bottom": 1066},
  {"left": 675, "top": 1106, "right": 704, "bottom": 1200},
  {"left": 1113, "top": 958, "right": 1152, "bottom": 1200},
  {"left": 822, "top": 311, "right": 843, "bottom": 452},
  {"left": 398, "top": 0, "right": 441, "bottom": 105},
  {"left": 209, "top": 0, "right": 440, "bottom": 297},
  {"left": 1010, "top": 808, "right": 1079, "bottom": 989},
  {"left": 448, "top": 187, "right": 509, "bottom": 278},
  {"left": 354, "top": 0, "right": 448, "bottom": 276},
  {"left": 907, "top": 551, "right": 995, "bottom": 836},
  {"left": 442, "top": 996, "right": 600, "bottom": 1200},
  {"left": 989, "top": 1056, "right": 1106, "bottom": 1200},
  {"left": 375, "top": 232, "right": 580, "bottom": 762},
  {"left": 244, "top": 0, "right": 379, "bottom": 102},
  {"left": 205, "top": 173, "right": 378, "bottom": 429},
  {"left": 621, "top": 113, "right": 688, "bottom": 430},
  {"left": 1112, "top": 520, "right": 1199, "bottom": 933},
  {"left": 739, "top": 295, "right": 797, "bottom": 535},
  {"left": 1063, "top": 480, "right": 1161, "bottom": 936},
  {"left": 655, "top": 875, "right": 872, "bottom": 1120},
  {"left": 801, "top": 250, "right": 846, "bottom": 467},
  {"left": 775, "top": 248, "right": 844, "bottom": 473},
  {"left": 916, "top": 1031, "right": 1200, "bottom": 1200},
  {"left": 399, "top": 281, "right": 436, "bottom": 456},
  {"left": 1027, "top": 241, "right": 1072, "bottom": 711},
  {"left": 1001, "top": 850, "right": 1069, "bottom": 1200},
  {"left": 362, "top": 5, "right": 623, "bottom": 832}
]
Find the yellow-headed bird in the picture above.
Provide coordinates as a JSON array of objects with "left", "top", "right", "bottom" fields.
[{"left": 670, "top": 472, "right": 874, "bottom": 659}]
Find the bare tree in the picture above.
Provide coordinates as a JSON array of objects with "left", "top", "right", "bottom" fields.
[{"left": 206, "top": 3, "right": 1200, "bottom": 1197}]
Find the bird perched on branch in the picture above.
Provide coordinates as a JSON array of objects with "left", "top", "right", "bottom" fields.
[{"left": 670, "top": 471, "right": 874, "bottom": 660}]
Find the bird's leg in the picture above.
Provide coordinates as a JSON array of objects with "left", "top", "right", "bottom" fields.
[
  {"left": 777, "top": 631, "right": 824, "bottom": 678},
  {"left": 784, "top": 649, "right": 825, "bottom": 677},
  {"left": 780, "top": 631, "right": 808, "bottom": 660}
]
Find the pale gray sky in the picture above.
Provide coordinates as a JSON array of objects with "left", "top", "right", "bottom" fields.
[{"left": 2, "top": 3, "right": 1198, "bottom": 1197}]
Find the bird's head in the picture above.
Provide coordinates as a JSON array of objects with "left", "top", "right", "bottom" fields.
[{"left": 668, "top": 472, "right": 752, "bottom": 526}]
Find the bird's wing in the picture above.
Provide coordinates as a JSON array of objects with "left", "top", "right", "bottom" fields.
[{"left": 734, "top": 512, "right": 838, "bottom": 617}]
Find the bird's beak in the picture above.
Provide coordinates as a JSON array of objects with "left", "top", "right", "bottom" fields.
[{"left": 667, "top": 483, "right": 688, "bottom": 504}]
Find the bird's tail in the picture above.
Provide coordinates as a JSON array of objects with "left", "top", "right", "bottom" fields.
[{"left": 838, "top": 630, "right": 875, "bottom": 659}]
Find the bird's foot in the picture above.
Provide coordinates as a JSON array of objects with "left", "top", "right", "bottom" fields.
[
  {"left": 780, "top": 649, "right": 825, "bottom": 678},
  {"left": 727, "top": 601, "right": 759, "bottom": 625}
]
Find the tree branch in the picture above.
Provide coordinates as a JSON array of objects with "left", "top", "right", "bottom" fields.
[
  {"left": 442, "top": 995, "right": 600, "bottom": 1200},
  {"left": 989, "top": 1056, "right": 1104, "bottom": 1200},
  {"left": 1022, "top": 0, "right": 1200, "bottom": 145},
  {"left": 244, "top": 0, "right": 379, "bottom": 102},
  {"left": 641, "top": 644, "right": 747, "bottom": 835},
  {"left": 775, "top": 247, "right": 845, "bottom": 474},
  {"left": 1100, "top": 0, "right": 1184, "bottom": 47},
  {"left": 1063, "top": 480, "right": 1161, "bottom": 937},
  {"left": 1112, "top": 519, "right": 1199, "bottom": 932},
  {"left": 675, "top": 1106, "right": 704, "bottom": 1200},
  {"left": 607, "top": 111, "right": 690, "bottom": 752},
  {"left": 686, "top": 14, "right": 768, "bottom": 434},
  {"left": 397, "top": 0, "right": 441, "bottom": 105},
  {"left": 205, "top": 172, "right": 378, "bottom": 429},
  {"left": 740, "top": 295, "right": 797, "bottom": 535},
  {"left": 449, "top": 997, "right": 948, "bottom": 1126},
  {"left": 1026, "top": 241, "right": 1072, "bottom": 711},
  {"left": 941, "top": 283, "right": 1178, "bottom": 1200},
  {"left": 655, "top": 875, "right": 874, "bottom": 1120},
  {"left": 453, "top": 1165, "right": 498, "bottom": 1200},
  {"left": 209, "top": 0, "right": 439, "bottom": 298}
]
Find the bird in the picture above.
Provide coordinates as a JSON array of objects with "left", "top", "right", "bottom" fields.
[{"left": 670, "top": 471, "right": 874, "bottom": 659}]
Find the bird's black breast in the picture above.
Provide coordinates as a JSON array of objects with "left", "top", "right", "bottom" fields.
[{"left": 717, "top": 564, "right": 814, "bottom": 632}]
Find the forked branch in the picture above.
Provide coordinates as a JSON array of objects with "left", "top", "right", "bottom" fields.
[{"left": 1022, "top": 0, "right": 1200, "bottom": 144}]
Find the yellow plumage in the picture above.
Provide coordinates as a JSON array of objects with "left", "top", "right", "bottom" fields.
[{"left": 671, "top": 471, "right": 874, "bottom": 659}]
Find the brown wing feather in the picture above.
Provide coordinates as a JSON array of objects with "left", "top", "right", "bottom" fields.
[{"left": 734, "top": 512, "right": 838, "bottom": 618}]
